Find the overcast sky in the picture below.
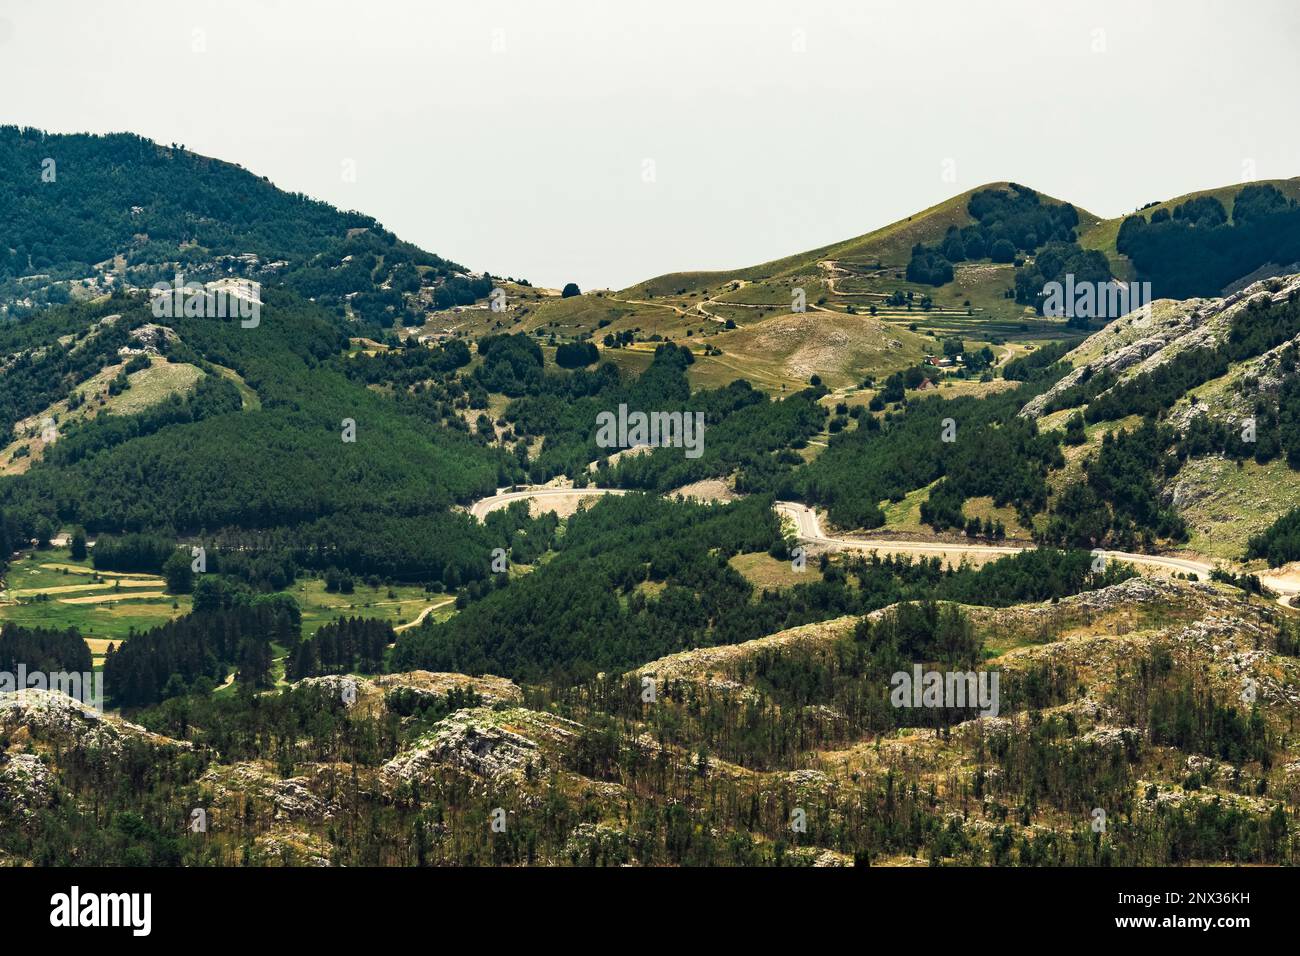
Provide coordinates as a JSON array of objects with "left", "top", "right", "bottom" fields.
[{"left": 3, "top": 0, "right": 1299, "bottom": 289}]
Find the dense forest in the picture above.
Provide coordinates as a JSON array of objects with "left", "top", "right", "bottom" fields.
[
  {"left": 285, "top": 616, "right": 394, "bottom": 679},
  {"left": 794, "top": 378, "right": 1063, "bottom": 532},
  {"left": 1248, "top": 506, "right": 1300, "bottom": 566},
  {"left": 0, "top": 127, "right": 374, "bottom": 277},
  {"left": 0, "top": 126, "right": 493, "bottom": 329},
  {"left": 1117, "top": 184, "right": 1300, "bottom": 298},
  {"left": 392, "top": 488, "right": 1135, "bottom": 683},
  {"left": 907, "top": 184, "right": 1084, "bottom": 285},
  {"left": 103, "top": 594, "right": 300, "bottom": 706},
  {"left": 0, "top": 290, "right": 532, "bottom": 585},
  {"left": 0, "top": 623, "right": 92, "bottom": 674}
]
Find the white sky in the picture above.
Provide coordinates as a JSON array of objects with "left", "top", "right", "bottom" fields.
[{"left": 3, "top": 0, "right": 1299, "bottom": 290}]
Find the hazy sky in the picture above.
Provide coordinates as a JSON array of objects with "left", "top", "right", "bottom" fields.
[{"left": 3, "top": 0, "right": 1299, "bottom": 289}]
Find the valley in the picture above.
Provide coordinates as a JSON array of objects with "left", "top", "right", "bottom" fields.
[{"left": 4, "top": 126, "right": 1300, "bottom": 873}]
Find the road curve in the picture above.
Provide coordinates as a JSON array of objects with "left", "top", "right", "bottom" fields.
[
  {"left": 466, "top": 488, "right": 1300, "bottom": 600},
  {"left": 393, "top": 596, "right": 456, "bottom": 633},
  {"left": 774, "top": 500, "right": 1223, "bottom": 577},
  {"left": 469, "top": 486, "right": 628, "bottom": 521}
]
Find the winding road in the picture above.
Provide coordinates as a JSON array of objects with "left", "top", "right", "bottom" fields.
[
  {"left": 467, "top": 486, "right": 1300, "bottom": 601},
  {"left": 774, "top": 501, "right": 1218, "bottom": 578}
]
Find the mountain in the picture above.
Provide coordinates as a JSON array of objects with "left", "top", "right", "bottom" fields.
[
  {"left": 1020, "top": 270, "right": 1300, "bottom": 562},
  {"left": 414, "top": 178, "right": 1300, "bottom": 397},
  {"left": 611, "top": 183, "right": 1101, "bottom": 359},
  {"left": 475, "top": 184, "right": 1104, "bottom": 394},
  {"left": 627, "top": 183, "right": 1102, "bottom": 295},
  {"left": 0, "top": 127, "right": 494, "bottom": 325},
  {"left": 1, "top": 128, "right": 373, "bottom": 275},
  {"left": 540, "top": 179, "right": 1300, "bottom": 394},
  {"left": 3, "top": 130, "right": 1300, "bottom": 871},
  {"left": 630, "top": 177, "right": 1300, "bottom": 303},
  {"left": 0, "top": 128, "right": 532, "bottom": 590},
  {"left": 1079, "top": 177, "right": 1300, "bottom": 283}
]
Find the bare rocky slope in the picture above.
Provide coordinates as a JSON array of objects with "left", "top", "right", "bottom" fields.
[
  {"left": 1022, "top": 273, "right": 1300, "bottom": 423},
  {"left": 4, "top": 577, "right": 1297, "bottom": 866}
]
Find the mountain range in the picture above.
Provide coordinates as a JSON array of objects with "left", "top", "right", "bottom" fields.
[{"left": 3, "top": 127, "right": 1300, "bottom": 868}]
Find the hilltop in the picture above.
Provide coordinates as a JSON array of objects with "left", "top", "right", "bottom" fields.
[
  {"left": 1079, "top": 177, "right": 1300, "bottom": 280},
  {"left": 630, "top": 177, "right": 1300, "bottom": 304},
  {"left": 460, "top": 178, "right": 1300, "bottom": 396},
  {"left": 0, "top": 127, "right": 496, "bottom": 327},
  {"left": 626, "top": 182, "right": 1098, "bottom": 294}
]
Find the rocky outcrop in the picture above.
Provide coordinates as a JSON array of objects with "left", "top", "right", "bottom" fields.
[
  {"left": 250, "top": 828, "right": 334, "bottom": 867},
  {"left": 123, "top": 323, "right": 179, "bottom": 354},
  {"left": 631, "top": 615, "right": 859, "bottom": 688},
  {"left": 1020, "top": 298, "right": 1212, "bottom": 418},
  {"left": 1020, "top": 273, "right": 1300, "bottom": 420},
  {"left": 198, "top": 761, "right": 342, "bottom": 822},
  {"left": 0, "top": 753, "right": 55, "bottom": 819},
  {"left": 563, "top": 822, "right": 629, "bottom": 863},
  {"left": 290, "top": 671, "right": 523, "bottom": 720},
  {"left": 371, "top": 671, "right": 523, "bottom": 707},
  {"left": 381, "top": 707, "right": 582, "bottom": 789},
  {"left": 0, "top": 689, "right": 189, "bottom": 756}
]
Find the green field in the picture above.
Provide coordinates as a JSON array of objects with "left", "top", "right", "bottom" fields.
[
  {"left": 0, "top": 548, "right": 185, "bottom": 645},
  {"left": 0, "top": 548, "right": 457, "bottom": 659},
  {"left": 290, "top": 577, "right": 454, "bottom": 635}
]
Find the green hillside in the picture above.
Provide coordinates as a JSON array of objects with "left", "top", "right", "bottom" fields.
[
  {"left": 627, "top": 183, "right": 1102, "bottom": 296},
  {"left": 0, "top": 127, "right": 494, "bottom": 327},
  {"left": 1080, "top": 177, "right": 1300, "bottom": 262}
]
